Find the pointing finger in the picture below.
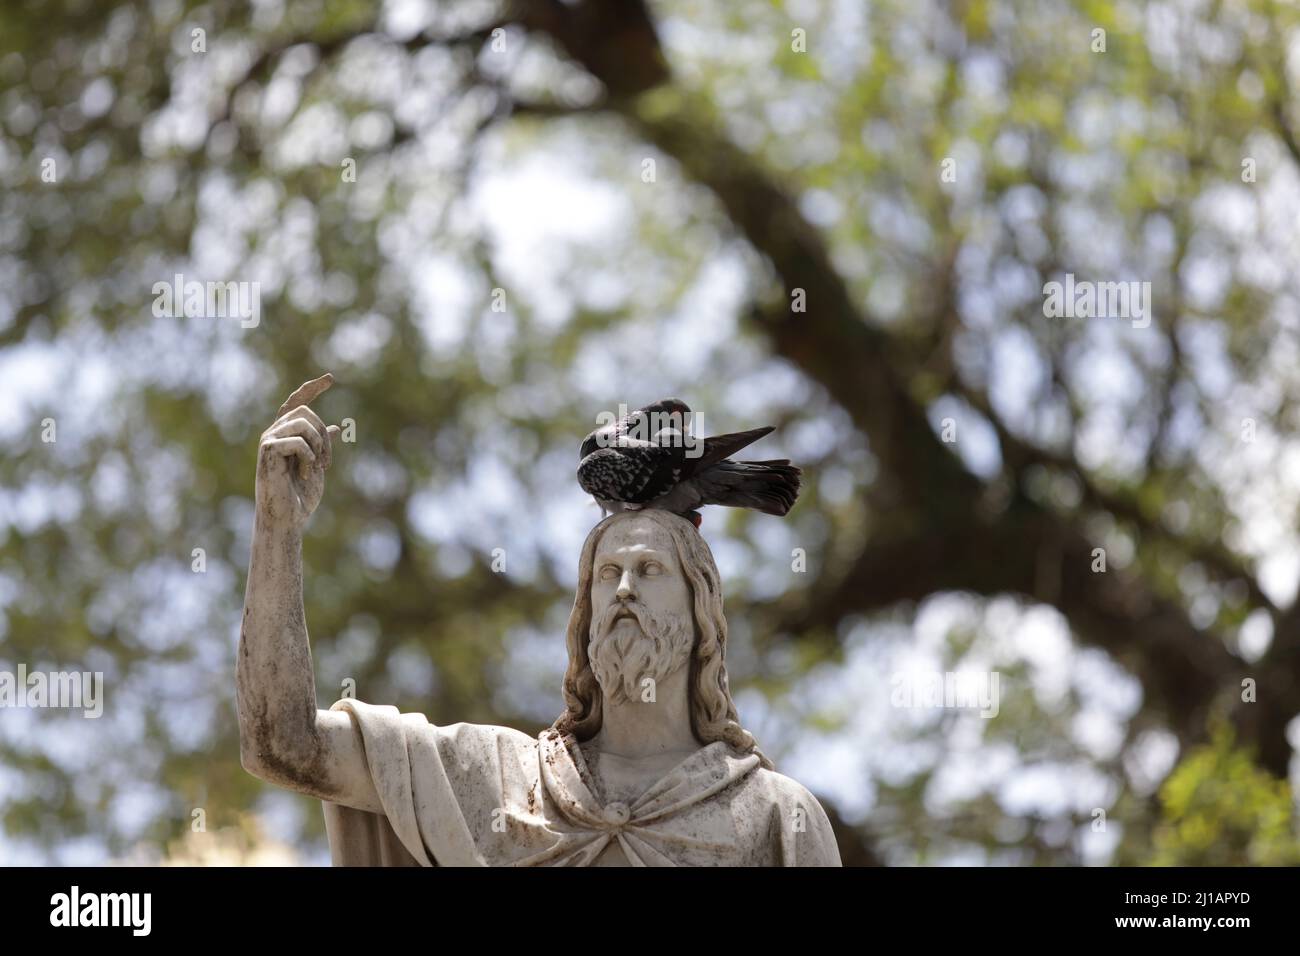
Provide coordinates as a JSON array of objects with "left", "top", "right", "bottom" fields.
[{"left": 277, "top": 373, "right": 334, "bottom": 419}]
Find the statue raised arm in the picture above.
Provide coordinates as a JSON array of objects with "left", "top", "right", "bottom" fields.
[{"left": 236, "top": 373, "right": 381, "bottom": 814}]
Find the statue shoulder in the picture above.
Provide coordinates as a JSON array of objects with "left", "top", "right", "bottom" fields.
[
  {"left": 750, "top": 766, "right": 836, "bottom": 830},
  {"left": 752, "top": 766, "right": 825, "bottom": 808},
  {"left": 750, "top": 766, "right": 843, "bottom": 865},
  {"left": 330, "top": 700, "right": 539, "bottom": 759},
  {"left": 437, "top": 720, "right": 538, "bottom": 751},
  {"left": 419, "top": 721, "right": 542, "bottom": 780}
]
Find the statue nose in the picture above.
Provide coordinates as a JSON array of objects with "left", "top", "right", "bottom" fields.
[{"left": 616, "top": 569, "right": 636, "bottom": 599}]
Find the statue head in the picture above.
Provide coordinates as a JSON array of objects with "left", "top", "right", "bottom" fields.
[{"left": 553, "top": 510, "right": 771, "bottom": 768}]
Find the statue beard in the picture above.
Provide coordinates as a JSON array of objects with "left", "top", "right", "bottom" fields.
[{"left": 588, "top": 600, "right": 694, "bottom": 706}]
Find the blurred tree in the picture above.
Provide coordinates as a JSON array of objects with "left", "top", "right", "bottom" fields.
[{"left": 1, "top": 0, "right": 1298, "bottom": 864}]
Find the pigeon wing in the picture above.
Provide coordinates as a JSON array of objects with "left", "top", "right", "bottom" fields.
[
  {"left": 577, "top": 442, "right": 684, "bottom": 503},
  {"left": 681, "top": 425, "right": 775, "bottom": 477}
]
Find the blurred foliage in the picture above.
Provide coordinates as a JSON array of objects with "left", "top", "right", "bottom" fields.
[
  {"left": 119, "top": 812, "right": 304, "bottom": 865},
  {"left": 0, "top": 0, "right": 1298, "bottom": 865},
  {"left": 1145, "top": 724, "right": 1300, "bottom": 866}
]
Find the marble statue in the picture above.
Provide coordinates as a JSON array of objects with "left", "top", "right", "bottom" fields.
[{"left": 237, "top": 374, "right": 842, "bottom": 866}]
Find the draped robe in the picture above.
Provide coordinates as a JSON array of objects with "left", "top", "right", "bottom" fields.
[{"left": 322, "top": 698, "right": 842, "bottom": 866}]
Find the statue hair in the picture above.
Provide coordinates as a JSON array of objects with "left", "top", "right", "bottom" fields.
[{"left": 552, "top": 510, "right": 773, "bottom": 770}]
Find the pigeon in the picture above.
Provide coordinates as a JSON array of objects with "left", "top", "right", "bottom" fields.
[{"left": 577, "top": 398, "right": 801, "bottom": 527}]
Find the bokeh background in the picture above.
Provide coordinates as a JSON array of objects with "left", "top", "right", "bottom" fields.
[{"left": 3, "top": 0, "right": 1300, "bottom": 865}]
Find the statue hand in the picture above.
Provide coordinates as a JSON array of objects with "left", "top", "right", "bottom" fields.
[{"left": 256, "top": 373, "right": 341, "bottom": 531}]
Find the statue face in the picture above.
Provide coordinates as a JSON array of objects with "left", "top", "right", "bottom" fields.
[{"left": 587, "top": 515, "right": 695, "bottom": 703}]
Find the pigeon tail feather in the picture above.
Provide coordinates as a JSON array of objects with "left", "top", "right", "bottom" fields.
[{"left": 694, "top": 459, "right": 801, "bottom": 516}]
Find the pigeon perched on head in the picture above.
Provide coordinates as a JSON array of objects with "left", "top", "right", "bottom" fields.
[{"left": 577, "top": 398, "right": 801, "bottom": 527}]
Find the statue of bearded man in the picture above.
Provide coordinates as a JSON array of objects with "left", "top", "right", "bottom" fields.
[{"left": 237, "top": 376, "right": 841, "bottom": 866}]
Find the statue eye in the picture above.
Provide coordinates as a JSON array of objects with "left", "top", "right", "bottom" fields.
[
  {"left": 599, "top": 565, "right": 620, "bottom": 581},
  {"left": 643, "top": 561, "right": 664, "bottom": 576}
]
